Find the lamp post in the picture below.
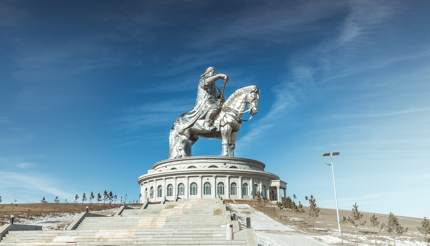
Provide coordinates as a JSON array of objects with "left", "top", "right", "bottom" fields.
[{"left": 323, "top": 151, "right": 342, "bottom": 239}]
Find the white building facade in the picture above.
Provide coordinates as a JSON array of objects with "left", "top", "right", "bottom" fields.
[{"left": 138, "top": 156, "right": 287, "bottom": 203}]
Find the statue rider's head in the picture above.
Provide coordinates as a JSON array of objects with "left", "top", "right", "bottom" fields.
[{"left": 201, "top": 66, "right": 215, "bottom": 78}]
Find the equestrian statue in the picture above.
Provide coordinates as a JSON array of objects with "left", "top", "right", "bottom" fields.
[{"left": 169, "top": 66, "right": 260, "bottom": 159}]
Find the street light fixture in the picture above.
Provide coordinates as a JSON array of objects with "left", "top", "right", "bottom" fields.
[{"left": 323, "top": 151, "right": 342, "bottom": 239}]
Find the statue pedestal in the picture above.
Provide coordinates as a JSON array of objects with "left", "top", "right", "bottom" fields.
[{"left": 137, "top": 156, "right": 286, "bottom": 203}]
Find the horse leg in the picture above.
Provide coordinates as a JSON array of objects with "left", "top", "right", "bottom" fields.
[
  {"left": 229, "top": 131, "right": 238, "bottom": 157},
  {"left": 221, "top": 124, "right": 232, "bottom": 156},
  {"left": 181, "top": 129, "right": 195, "bottom": 157}
]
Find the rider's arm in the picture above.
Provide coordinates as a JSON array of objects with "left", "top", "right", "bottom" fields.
[{"left": 203, "top": 74, "right": 228, "bottom": 87}]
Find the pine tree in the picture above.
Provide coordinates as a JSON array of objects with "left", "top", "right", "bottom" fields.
[
  {"left": 109, "top": 191, "right": 113, "bottom": 204},
  {"left": 74, "top": 194, "right": 79, "bottom": 203},
  {"left": 90, "top": 192, "right": 95, "bottom": 203},
  {"left": 305, "top": 195, "right": 320, "bottom": 230},
  {"left": 54, "top": 196, "right": 60, "bottom": 203},
  {"left": 306, "top": 195, "right": 320, "bottom": 217},
  {"left": 0, "top": 195, "right": 2, "bottom": 204},
  {"left": 282, "top": 196, "right": 295, "bottom": 209},
  {"left": 385, "top": 212, "right": 408, "bottom": 245},
  {"left": 297, "top": 201, "right": 305, "bottom": 213},
  {"left": 82, "top": 193, "right": 87, "bottom": 204},
  {"left": 97, "top": 193, "right": 102, "bottom": 203},
  {"left": 103, "top": 190, "right": 108, "bottom": 204},
  {"left": 347, "top": 203, "right": 366, "bottom": 230},
  {"left": 418, "top": 217, "right": 430, "bottom": 245},
  {"left": 369, "top": 214, "right": 381, "bottom": 245}
]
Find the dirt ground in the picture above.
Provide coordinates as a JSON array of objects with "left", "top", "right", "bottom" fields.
[{"left": 0, "top": 203, "right": 121, "bottom": 226}]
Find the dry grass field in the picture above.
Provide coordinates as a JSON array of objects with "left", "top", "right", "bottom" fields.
[
  {"left": 0, "top": 203, "right": 121, "bottom": 226},
  {"left": 225, "top": 199, "right": 427, "bottom": 245}
]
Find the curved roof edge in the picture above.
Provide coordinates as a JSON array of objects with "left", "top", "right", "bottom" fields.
[{"left": 152, "top": 156, "right": 266, "bottom": 169}]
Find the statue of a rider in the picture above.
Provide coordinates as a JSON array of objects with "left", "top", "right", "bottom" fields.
[{"left": 176, "top": 66, "right": 228, "bottom": 133}]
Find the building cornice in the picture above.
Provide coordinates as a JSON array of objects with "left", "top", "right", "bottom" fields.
[
  {"left": 151, "top": 156, "right": 266, "bottom": 170},
  {"left": 137, "top": 168, "right": 279, "bottom": 184}
]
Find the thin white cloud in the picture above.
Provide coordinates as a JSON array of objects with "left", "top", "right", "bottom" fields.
[
  {"left": 0, "top": 171, "right": 72, "bottom": 200},
  {"left": 338, "top": 0, "right": 394, "bottom": 45},
  {"left": 192, "top": 1, "right": 347, "bottom": 48},
  {"left": 238, "top": 1, "right": 397, "bottom": 149},
  {"left": 238, "top": 65, "right": 313, "bottom": 149},
  {"left": 118, "top": 99, "right": 193, "bottom": 131},
  {"left": 16, "top": 162, "right": 35, "bottom": 169},
  {"left": 329, "top": 107, "right": 430, "bottom": 120},
  {"left": 320, "top": 48, "right": 430, "bottom": 85}
]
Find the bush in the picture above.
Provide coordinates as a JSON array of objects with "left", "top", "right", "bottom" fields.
[{"left": 418, "top": 217, "right": 430, "bottom": 245}]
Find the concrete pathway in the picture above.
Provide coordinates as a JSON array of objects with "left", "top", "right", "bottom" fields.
[{"left": 228, "top": 204, "right": 329, "bottom": 246}]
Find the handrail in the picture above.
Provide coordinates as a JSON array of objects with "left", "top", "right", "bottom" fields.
[
  {"left": 0, "top": 224, "right": 11, "bottom": 241},
  {"left": 66, "top": 210, "right": 89, "bottom": 230},
  {"left": 115, "top": 205, "right": 126, "bottom": 216}
]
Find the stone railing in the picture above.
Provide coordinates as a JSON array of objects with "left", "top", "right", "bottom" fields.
[
  {"left": 1, "top": 223, "right": 42, "bottom": 241},
  {"left": 66, "top": 207, "right": 107, "bottom": 230}
]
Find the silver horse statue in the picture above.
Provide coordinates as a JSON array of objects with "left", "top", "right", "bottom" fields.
[{"left": 169, "top": 85, "right": 260, "bottom": 159}]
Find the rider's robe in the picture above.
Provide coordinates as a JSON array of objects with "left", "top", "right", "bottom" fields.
[{"left": 175, "top": 76, "right": 221, "bottom": 132}]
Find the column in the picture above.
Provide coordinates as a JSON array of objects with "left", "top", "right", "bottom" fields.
[
  {"left": 258, "top": 181, "right": 263, "bottom": 199},
  {"left": 174, "top": 177, "right": 177, "bottom": 200},
  {"left": 238, "top": 177, "right": 242, "bottom": 199},
  {"left": 277, "top": 186, "right": 281, "bottom": 202},
  {"left": 186, "top": 176, "right": 189, "bottom": 199},
  {"left": 226, "top": 176, "right": 230, "bottom": 199},
  {"left": 211, "top": 175, "right": 215, "bottom": 198},
  {"left": 200, "top": 175, "right": 203, "bottom": 198},
  {"left": 163, "top": 178, "right": 166, "bottom": 201},
  {"left": 250, "top": 177, "right": 254, "bottom": 199},
  {"left": 140, "top": 184, "right": 144, "bottom": 203}
]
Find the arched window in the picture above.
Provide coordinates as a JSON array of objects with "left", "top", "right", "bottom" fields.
[
  {"left": 150, "top": 187, "right": 154, "bottom": 198},
  {"left": 230, "top": 182, "right": 237, "bottom": 196},
  {"left": 229, "top": 166, "right": 238, "bottom": 169},
  {"left": 145, "top": 188, "right": 148, "bottom": 199},
  {"left": 208, "top": 165, "right": 218, "bottom": 168},
  {"left": 242, "top": 183, "right": 248, "bottom": 196},
  {"left": 157, "top": 185, "right": 162, "bottom": 197},
  {"left": 187, "top": 165, "right": 196, "bottom": 169},
  {"left": 167, "top": 184, "right": 173, "bottom": 196},
  {"left": 217, "top": 182, "right": 224, "bottom": 196},
  {"left": 177, "top": 183, "right": 185, "bottom": 196},
  {"left": 190, "top": 182, "right": 198, "bottom": 196},
  {"left": 204, "top": 182, "right": 211, "bottom": 195}
]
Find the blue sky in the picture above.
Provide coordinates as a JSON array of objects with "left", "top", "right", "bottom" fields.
[{"left": 0, "top": 0, "right": 429, "bottom": 217}]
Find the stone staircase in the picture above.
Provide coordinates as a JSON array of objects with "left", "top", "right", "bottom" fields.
[{"left": 0, "top": 199, "right": 246, "bottom": 246}]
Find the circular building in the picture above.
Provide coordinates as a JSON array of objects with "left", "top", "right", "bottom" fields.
[{"left": 138, "top": 156, "right": 286, "bottom": 203}]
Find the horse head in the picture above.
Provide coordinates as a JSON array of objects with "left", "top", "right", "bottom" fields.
[
  {"left": 223, "top": 85, "right": 260, "bottom": 118},
  {"left": 247, "top": 86, "right": 259, "bottom": 116}
]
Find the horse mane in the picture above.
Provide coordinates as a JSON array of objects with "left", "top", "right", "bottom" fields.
[{"left": 224, "top": 85, "right": 258, "bottom": 108}]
